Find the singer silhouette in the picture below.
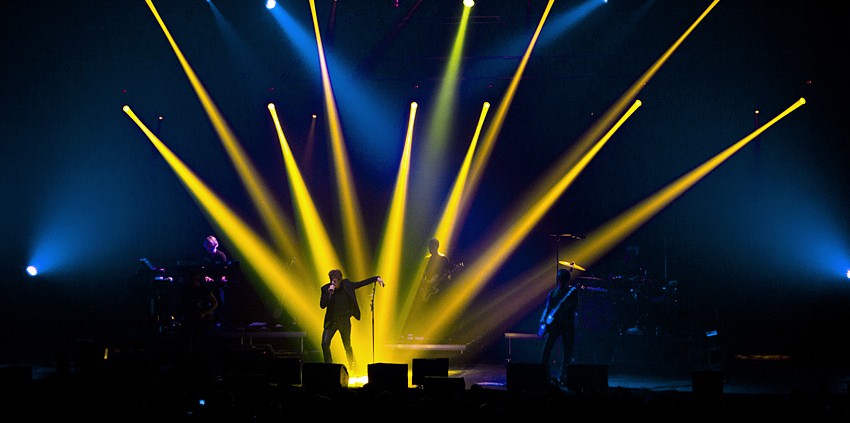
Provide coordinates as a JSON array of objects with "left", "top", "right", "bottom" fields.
[{"left": 320, "top": 268, "right": 384, "bottom": 373}]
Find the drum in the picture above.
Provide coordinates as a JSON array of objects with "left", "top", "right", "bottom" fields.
[{"left": 576, "top": 289, "right": 619, "bottom": 334}]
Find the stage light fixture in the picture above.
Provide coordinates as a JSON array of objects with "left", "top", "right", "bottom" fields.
[
  {"left": 26, "top": 265, "right": 38, "bottom": 276},
  {"left": 463, "top": 0, "right": 474, "bottom": 7},
  {"left": 266, "top": 0, "right": 276, "bottom": 10}
]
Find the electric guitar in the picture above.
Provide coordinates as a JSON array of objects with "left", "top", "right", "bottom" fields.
[
  {"left": 420, "top": 261, "right": 463, "bottom": 303},
  {"left": 537, "top": 286, "right": 577, "bottom": 337}
]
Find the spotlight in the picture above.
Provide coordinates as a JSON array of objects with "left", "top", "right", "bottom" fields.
[
  {"left": 26, "top": 265, "right": 38, "bottom": 276},
  {"left": 463, "top": 0, "right": 474, "bottom": 7},
  {"left": 266, "top": 0, "right": 276, "bottom": 10}
]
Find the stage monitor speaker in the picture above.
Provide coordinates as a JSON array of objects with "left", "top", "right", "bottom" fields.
[
  {"left": 270, "top": 356, "right": 301, "bottom": 385},
  {"left": 367, "top": 363, "right": 408, "bottom": 392},
  {"left": 423, "top": 376, "right": 465, "bottom": 396},
  {"left": 0, "top": 365, "right": 32, "bottom": 387},
  {"left": 412, "top": 358, "right": 449, "bottom": 386},
  {"left": 0, "top": 365, "right": 33, "bottom": 406},
  {"left": 222, "top": 344, "right": 274, "bottom": 375},
  {"left": 302, "top": 363, "right": 348, "bottom": 391},
  {"left": 506, "top": 362, "right": 549, "bottom": 391},
  {"left": 566, "top": 364, "right": 608, "bottom": 393},
  {"left": 692, "top": 371, "right": 723, "bottom": 399}
]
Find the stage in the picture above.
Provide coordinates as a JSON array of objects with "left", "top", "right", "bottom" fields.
[
  {"left": 3, "top": 327, "right": 850, "bottom": 420},
  {"left": 4, "top": 328, "right": 848, "bottom": 396}
]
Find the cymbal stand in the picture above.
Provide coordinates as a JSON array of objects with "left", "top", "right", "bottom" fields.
[{"left": 550, "top": 233, "right": 582, "bottom": 281}]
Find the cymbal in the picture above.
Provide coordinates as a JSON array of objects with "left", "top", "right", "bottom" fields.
[
  {"left": 558, "top": 261, "right": 586, "bottom": 271},
  {"left": 577, "top": 276, "right": 603, "bottom": 281}
]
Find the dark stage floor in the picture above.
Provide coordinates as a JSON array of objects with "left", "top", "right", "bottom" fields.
[
  {"left": 3, "top": 327, "right": 850, "bottom": 420},
  {"left": 7, "top": 350, "right": 848, "bottom": 396},
  {"left": 4, "top": 325, "right": 850, "bottom": 392}
]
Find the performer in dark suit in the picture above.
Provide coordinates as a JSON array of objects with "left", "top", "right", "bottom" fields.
[
  {"left": 320, "top": 269, "right": 384, "bottom": 373},
  {"left": 539, "top": 268, "right": 579, "bottom": 386}
]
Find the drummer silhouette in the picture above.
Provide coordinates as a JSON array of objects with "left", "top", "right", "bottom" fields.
[{"left": 608, "top": 244, "right": 655, "bottom": 334}]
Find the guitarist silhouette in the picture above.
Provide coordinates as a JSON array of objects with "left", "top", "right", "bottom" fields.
[
  {"left": 405, "top": 238, "right": 460, "bottom": 340},
  {"left": 419, "top": 238, "right": 461, "bottom": 303},
  {"left": 539, "top": 268, "right": 580, "bottom": 386}
]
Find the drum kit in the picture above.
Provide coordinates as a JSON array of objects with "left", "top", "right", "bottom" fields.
[
  {"left": 557, "top": 259, "right": 679, "bottom": 335},
  {"left": 550, "top": 233, "right": 677, "bottom": 335}
]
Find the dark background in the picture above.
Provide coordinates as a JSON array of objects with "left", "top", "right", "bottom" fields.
[{"left": 1, "top": 1, "right": 848, "bottom": 364}]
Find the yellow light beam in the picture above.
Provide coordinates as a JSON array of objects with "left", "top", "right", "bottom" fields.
[
  {"left": 433, "top": 102, "right": 491, "bottom": 250},
  {"left": 421, "top": 0, "right": 721, "bottom": 342},
  {"left": 268, "top": 103, "right": 351, "bottom": 364},
  {"left": 465, "top": 97, "right": 807, "bottom": 338},
  {"left": 144, "top": 0, "right": 299, "bottom": 260},
  {"left": 421, "top": 100, "right": 643, "bottom": 341},
  {"left": 308, "top": 0, "right": 371, "bottom": 277},
  {"left": 556, "top": 0, "right": 721, "bottom": 192},
  {"left": 565, "top": 97, "right": 808, "bottom": 275},
  {"left": 268, "top": 103, "right": 343, "bottom": 284},
  {"left": 446, "top": 0, "right": 556, "bottom": 247},
  {"left": 123, "top": 105, "right": 322, "bottom": 350},
  {"left": 395, "top": 102, "right": 490, "bottom": 336},
  {"left": 421, "top": 3, "right": 472, "bottom": 169},
  {"left": 374, "top": 102, "right": 418, "bottom": 362},
  {"left": 395, "top": 4, "right": 480, "bottom": 343}
]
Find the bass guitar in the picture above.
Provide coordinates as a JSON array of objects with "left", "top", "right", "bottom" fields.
[
  {"left": 420, "top": 261, "right": 464, "bottom": 303},
  {"left": 537, "top": 286, "right": 577, "bottom": 337}
]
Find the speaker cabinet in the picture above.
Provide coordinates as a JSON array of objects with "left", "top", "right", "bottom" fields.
[
  {"left": 222, "top": 344, "right": 274, "bottom": 375},
  {"left": 270, "top": 356, "right": 302, "bottom": 385},
  {"left": 506, "top": 362, "right": 549, "bottom": 391},
  {"left": 692, "top": 371, "right": 723, "bottom": 399},
  {"left": 367, "top": 363, "right": 408, "bottom": 392},
  {"left": 566, "top": 364, "right": 608, "bottom": 393},
  {"left": 412, "top": 358, "right": 449, "bottom": 386},
  {"left": 0, "top": 365, "right": 32, "bottom": 387},
  {"left": 302, "top": 363, "right": 348, "bottom": 391},
  {"left": 423, "top": 376, "right": 465, "bottom": 396},
  {"left": 0, "top": 365, "right": 33, "bottom": 407}
]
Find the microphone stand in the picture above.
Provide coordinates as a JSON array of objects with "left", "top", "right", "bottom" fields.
[
  {"left": 371, "top": 281, "right": 377, "bottom": 364},
  {"left": 555, "top": 236, "right": 561, "bottom": 282},
  {"left": 550, "top": 233, "right": 583, "bottom": 281},
  {"left": 551, "top": 234, "right": 566, "bottom": 283}
]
